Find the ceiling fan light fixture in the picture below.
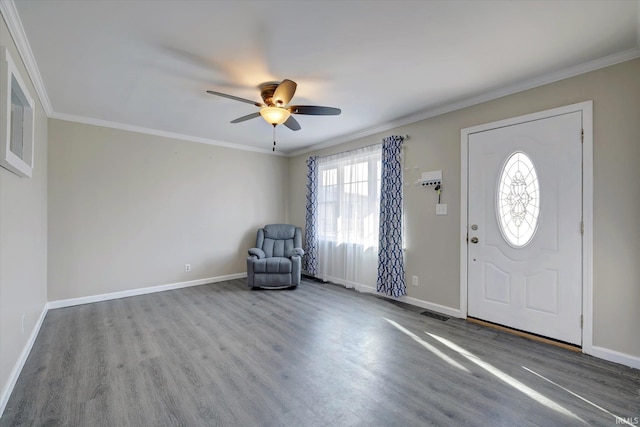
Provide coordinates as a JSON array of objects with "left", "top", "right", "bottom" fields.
[{"left": 259, "top": 106, "right": 290, "bottom": 125}]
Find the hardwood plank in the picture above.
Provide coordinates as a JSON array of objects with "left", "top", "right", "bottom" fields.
[{"left": 1, "top": 279, "right": 639, "bottom": 426}]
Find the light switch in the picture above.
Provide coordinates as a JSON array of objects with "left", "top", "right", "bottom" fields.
[{"left": 436, "top": 204, "right": 447, "bottom": 215}]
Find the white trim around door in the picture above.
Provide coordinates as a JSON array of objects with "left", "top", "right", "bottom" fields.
[{"left": 460, "top": 101, "right": 593, "bottom": 355}]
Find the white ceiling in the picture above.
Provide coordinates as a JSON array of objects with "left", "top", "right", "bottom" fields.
[{"left": 7, "top": 0, "right": 640, "bottom": 155}]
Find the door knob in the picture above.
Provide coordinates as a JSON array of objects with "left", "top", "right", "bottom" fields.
[{"left": 470, "top": 237, "right": 479, "bottom": 244}]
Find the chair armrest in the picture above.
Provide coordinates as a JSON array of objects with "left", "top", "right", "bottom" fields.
[
  {"left": 289, "top": 247, "right": 305, "bottom": 258},
  {"left": 248, "top": 248, "right": 266, "bottom": 259}
]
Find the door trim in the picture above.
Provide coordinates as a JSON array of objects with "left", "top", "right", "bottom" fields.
[{"left": 460, "top": 101, "right": 593, "bottom": 354}]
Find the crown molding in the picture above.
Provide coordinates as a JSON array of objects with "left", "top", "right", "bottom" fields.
[
  {"left": 289, "top": 47, "right": 640, "bottom": 158},
  {"left": 49, "top": 112, "right": 287, "bottom": 156},
  {"left": 0, "top": 0, "right": 52, "bottom": 115}
]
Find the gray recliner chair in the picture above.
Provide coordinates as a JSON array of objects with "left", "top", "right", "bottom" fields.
[{"left": 247, "top": 224, "right": 305, "bottom": 289}]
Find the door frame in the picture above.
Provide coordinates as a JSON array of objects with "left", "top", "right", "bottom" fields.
[{"left": 460, "top": 101, "right": 593, "bottom": 354}]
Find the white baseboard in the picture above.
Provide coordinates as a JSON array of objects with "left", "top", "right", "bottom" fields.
[
  {"left": 0, "top": 304, "right": 48, "bottom": 417},
  {"left": 364, "top": 286, "right": 462, "bottom": 318},
  {"left": 315, "top": 277, "right": 462, "bottom": 319},
  {"left": 589, "top": 346, "right": 640, "bottom": 370},
  {"left": 47, "top": 273, "right": 247, "bottom": 310},
  {"left": 395, "top": 294, "right": 462, "bottom": 319}
]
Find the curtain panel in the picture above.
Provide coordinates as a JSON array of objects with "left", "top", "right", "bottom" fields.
[
  {"left": 303, "top": 156, "right": 319, "bottom": 275},
  {"left": 315, "top": 145, "right": 382, "bottom": 288},
  {"left": 377, "top": 135, "right": 407, "bottom": 296}
]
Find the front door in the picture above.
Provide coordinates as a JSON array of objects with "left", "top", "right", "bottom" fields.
[{"left": 467, "top": 111, "right": 583, "bottom": 345}]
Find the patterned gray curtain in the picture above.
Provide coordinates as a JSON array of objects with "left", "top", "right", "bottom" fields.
[
  {"left": 377, "top": 136, "right": 406, "bottom": 296},
  {"left": 303, "top": 156, "right": 319, "bottom": 275}
]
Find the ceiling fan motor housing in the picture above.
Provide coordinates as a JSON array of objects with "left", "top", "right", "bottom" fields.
[{"left": 259, "top": 82, "right": 280, "bottom": 106}]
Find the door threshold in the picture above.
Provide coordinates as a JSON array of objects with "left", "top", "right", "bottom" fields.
[{"left": 467, "top": 317, "right": 581, "bottom": 353}]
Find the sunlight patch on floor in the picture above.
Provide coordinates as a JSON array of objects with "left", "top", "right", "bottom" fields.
[
  {"left": 522, "top": 366, "right": 634, "bottom": 426},
  {"left": 425, "top": 332, "right": 585, "bottom": 423},
  {"left": 382, "top": 318, "right": 470, "bottom": 373}
]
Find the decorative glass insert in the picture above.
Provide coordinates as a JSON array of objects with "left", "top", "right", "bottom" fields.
[{"left": 496, "top": 151, "right": 540, "bottom": 247}]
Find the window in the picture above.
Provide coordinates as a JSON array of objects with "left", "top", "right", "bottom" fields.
[{"left": 317, "top": 145, "right": 382, "bottom": 249}]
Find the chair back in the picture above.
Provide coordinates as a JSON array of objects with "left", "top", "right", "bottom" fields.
[{"left": 256, "top": 224, "right": 302, "bottom": 258}]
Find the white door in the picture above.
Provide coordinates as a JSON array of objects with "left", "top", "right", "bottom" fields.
[{"left": 467, "top": 111, "right": 583, "bottom": 345}]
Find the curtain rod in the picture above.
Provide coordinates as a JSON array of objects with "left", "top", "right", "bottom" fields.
[
  {"left": 338, "top": 134, "right": 410, "bottom": 151},
  {"left": 354, "top": 134, "right": 410, "bottom": 151},
  {"left": 313, "top": 134, "right": 410, "bottom": 159},
  {"left": 374, "top": 134, "right": 410, "bottom": 146}
]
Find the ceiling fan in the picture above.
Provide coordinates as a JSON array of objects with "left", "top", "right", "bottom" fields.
[{"left": 207, "top": 79, "right": 341, "bottom": 150}]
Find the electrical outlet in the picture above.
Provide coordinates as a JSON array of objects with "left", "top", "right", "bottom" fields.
[
  {"left": 185, "top": 264, "right": 191, "bottom": 272},
  {"left": 412, "top": 276, "right": 419, "bottom": 287},
  {"left": 436, "top": 204, "right": 447, "bottom": 215}
]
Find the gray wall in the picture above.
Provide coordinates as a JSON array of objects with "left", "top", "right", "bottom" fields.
[
  {"left": 48, "top": 120, "right": 289, "bottom": 300},
  {"left": 0, "top": 16, "right": 48, "bottom": 402},
  {"left": 289, "top": 58, "right": 640, "bottom": 358}
]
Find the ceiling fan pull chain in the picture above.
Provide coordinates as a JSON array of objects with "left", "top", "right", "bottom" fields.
[{"left": 273, "top": 124, "right": 277, "bottom": 151}]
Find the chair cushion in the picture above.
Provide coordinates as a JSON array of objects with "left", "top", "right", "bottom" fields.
[
  {"left": 252, "top": 257, "right": 292, "bottom": 274},
  {"left": 263, "top": 224, "right": 296, "bottom": 240},
  {"left": 262, "top": 238, "right": 294, "bottom": 258}
]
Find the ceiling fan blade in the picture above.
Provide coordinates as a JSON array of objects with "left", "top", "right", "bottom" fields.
[
  {"left": 289, "top": 105, "right": 341, "bottom": 115},
  {"left": 230, "top": 112, "right": 261, "bottom": 123},
  {"left": 272, "top": 79, "right": 297, "bottom": 106},
  {"left": 283, "top": 115, "right": 301, "bottom": 131},
  {"left": 206, "top": 90, "right": 264, "bottom": 107}
]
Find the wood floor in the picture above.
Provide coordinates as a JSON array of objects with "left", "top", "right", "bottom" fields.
[{"left": 2, "top": 279, "right": 639, "bottom": 426}]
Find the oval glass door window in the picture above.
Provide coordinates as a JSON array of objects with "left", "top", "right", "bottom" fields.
[{"left": 496, "top": 151, "right": 540, "bottom": 247}]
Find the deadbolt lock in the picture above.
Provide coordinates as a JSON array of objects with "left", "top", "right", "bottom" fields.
[{"left": 471, "top": 224, "right": 478, "bottom": 230}]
